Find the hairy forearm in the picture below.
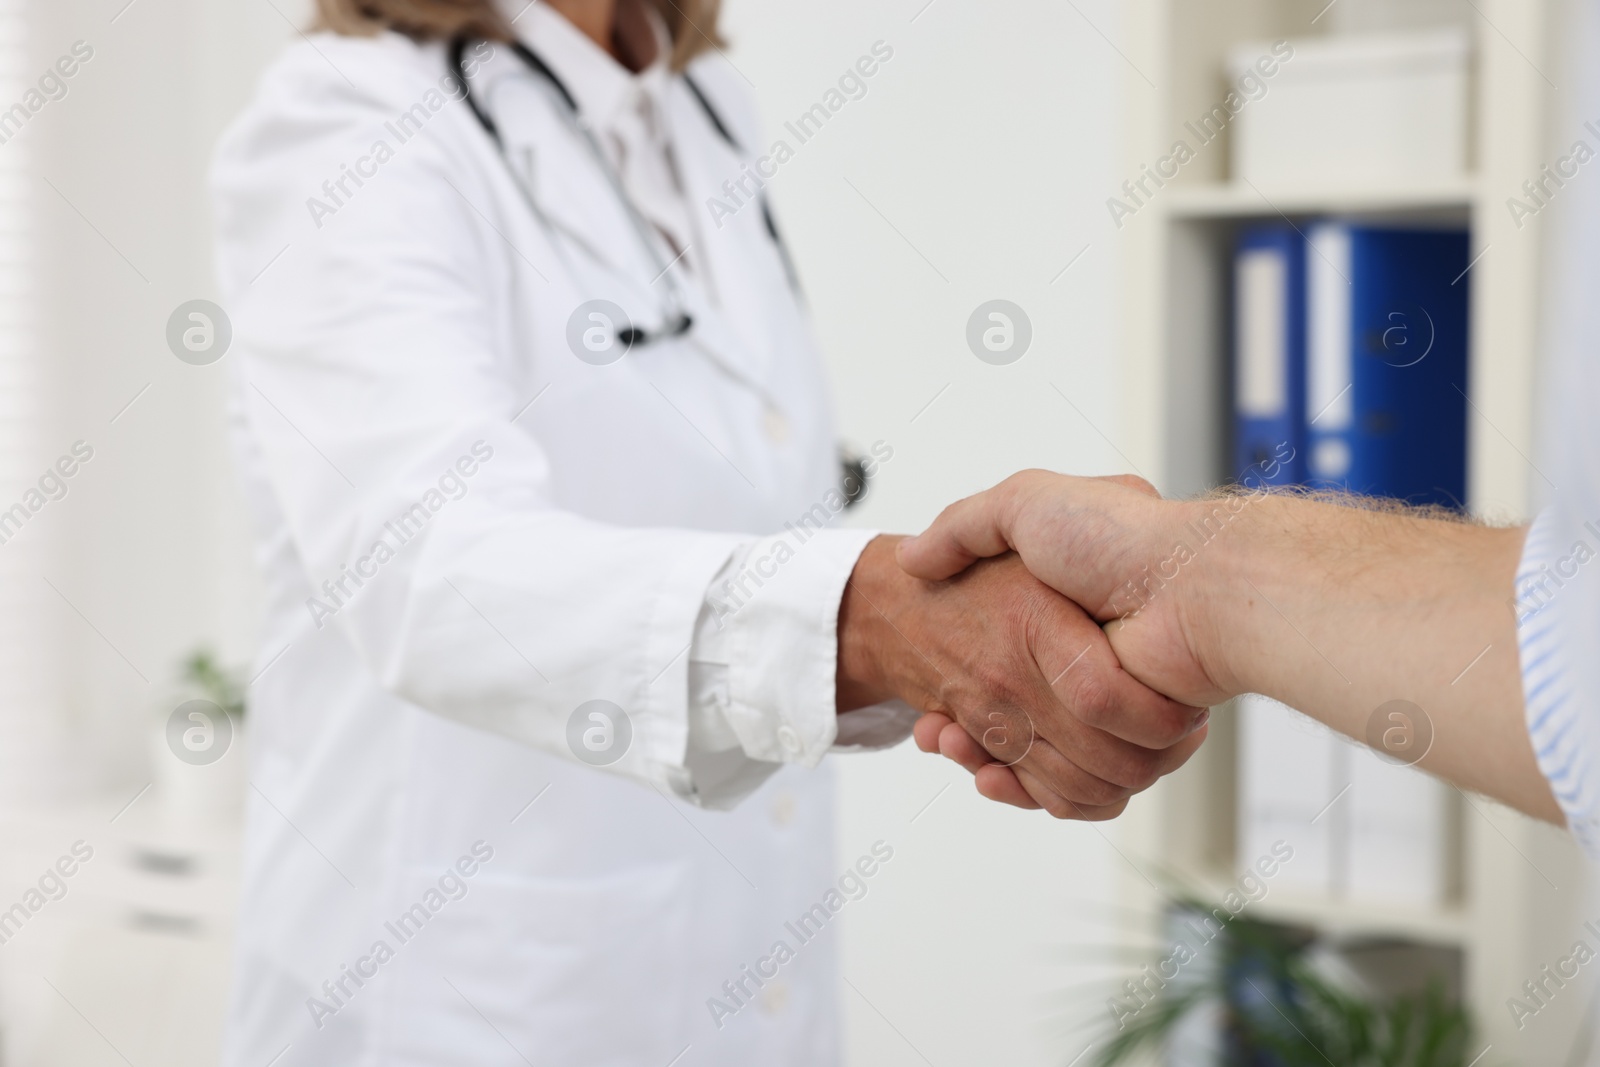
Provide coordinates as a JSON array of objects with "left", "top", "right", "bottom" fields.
[{"left": 1176, "top": 494, "right": 1558, "bottom": 821}]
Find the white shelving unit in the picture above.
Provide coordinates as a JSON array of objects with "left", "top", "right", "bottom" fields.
[
  {"left": 1109, "top": 1, "right": 1597, "bottom": 1062},
  {"left": 1162, "top": 179, "right": 1476, "bottom": 218}
]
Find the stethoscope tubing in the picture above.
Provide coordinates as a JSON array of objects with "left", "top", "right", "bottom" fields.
[
  {"left": 448, "top": 35, "right": 864, "bottom": 506},
  {"left": 451, "top": 35, "right": 793, "bottom": 345}
]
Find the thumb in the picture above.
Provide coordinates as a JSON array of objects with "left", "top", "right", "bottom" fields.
[{"left": 896, "top": 486, "right": 1018, "bottom": 581}]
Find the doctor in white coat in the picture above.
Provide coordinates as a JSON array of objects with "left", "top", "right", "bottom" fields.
[{"left": 210, "top": 0, "right": 1209, "bottom": 1063}]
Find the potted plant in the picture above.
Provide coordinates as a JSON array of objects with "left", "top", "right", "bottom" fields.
[
  {"left": 1093, "top": 902, "right": 1477, "bottom": 1067},
  {"left": 150, "top": 648, "right": 248, "bottom": 829}
]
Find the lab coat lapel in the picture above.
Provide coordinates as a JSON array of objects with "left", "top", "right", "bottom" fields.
[
  {"left": 662, "top": 79, "right": 789, "bottom": 397},
  {"left": 480, "top": 68, "right": 650, "bottom": 289}
]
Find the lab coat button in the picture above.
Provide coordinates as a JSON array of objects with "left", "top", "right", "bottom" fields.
[
  {"left": 771, "top": 792, "right": 795, "bottom": 826},
  {"left": 776, "top": 724, "right": 801, "bottom": 755},
  {"left": 763, "top": 407, "right": 791, "bottom": 445}
]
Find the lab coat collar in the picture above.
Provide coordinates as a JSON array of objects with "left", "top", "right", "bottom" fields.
[{"left": 498, "top": 1, "right": 673, "bottom": 134}]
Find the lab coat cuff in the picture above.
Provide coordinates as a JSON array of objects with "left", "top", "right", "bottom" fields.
[
  {"left": 718, "top": 527, "right": 880, "bottom": 766},
  {"left": 640, "top": 533, "right": 751, "bottom": 787}
]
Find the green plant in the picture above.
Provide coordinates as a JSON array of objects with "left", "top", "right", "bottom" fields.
[
  {"left": 1094, "top": 904, "right": 1476, "bottom": 1067},
  {"left": 181, "top": 648, "right": 246, "bottom": 720}
]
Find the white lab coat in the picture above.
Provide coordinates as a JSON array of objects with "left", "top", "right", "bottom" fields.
[{"left": 211, "top": 27, "right": 896, "bottom": 1067}]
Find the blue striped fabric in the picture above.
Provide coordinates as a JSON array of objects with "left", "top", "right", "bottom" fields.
[
  {"left": 1513, "top": 2, "right": 1600, "bottom": 860},
  {"left": 1516, "top": 509, "right": 1600, "bottom": 857}
]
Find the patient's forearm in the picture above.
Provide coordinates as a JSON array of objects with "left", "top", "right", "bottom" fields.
[{"left": 1178, "top": 495, "right": 1558, "bottom": 822}]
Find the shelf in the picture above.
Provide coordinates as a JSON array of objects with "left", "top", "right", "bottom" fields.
[
  {"left": 1179, "top": 870, "right": 1470, "bottom": 949},
  {"left": 1163, "top": 178, "right": 1478, "bottom": 220},
  {"left": 1247, "top": 890, "right": 1470, "bottom": 949}
]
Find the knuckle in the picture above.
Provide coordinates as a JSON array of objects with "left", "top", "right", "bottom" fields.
[
  {"left": 1040, "top": 795, "right": 1076, "bottom": 820},
  {"left": 976, "top": 660, "right": 1018, "bottom": 700},
  {"left": 1085, "top": 775, "right": 1135, "bottom": 807},
  {"left": 934, "top": 674, "right": 985, "bottom": 719},
  {"left": 1005, "top": 468, "right": 1047, "bottom": 492},
  {"left": 1103, "top": 745, "right": 1165, "bottom": 792},
  {"left": 1158, "top": 735, "right": 1203, "bottom": 777},
  {"left": 1001, "top": 468, "right": 1050, "bottom": 508},
  {"left": 1163, "top": 708, "right": 1202, "bottom": 746},
  {"left": 921, "top": 687, "right": 954, "bottom": 718},
  {"left": 1087, "top": 799, "right": 1131, "bottom": 822},
  {"left": 1124, "top": 750, "right": 1165, "bottom": 792},
  {"left": 1141, "top": 706, "right": 1192, "bottom": 748},
  {"left": 1064, "top": 669, "right": 1118, "bottom": 729},
  {"left": 1048, "top": 761, "right": 1130, "bottom": 807}
]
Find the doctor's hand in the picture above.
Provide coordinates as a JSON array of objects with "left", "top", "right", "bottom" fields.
[{"left": 836, "top": 534, "right": 1208, "bottom": 820}]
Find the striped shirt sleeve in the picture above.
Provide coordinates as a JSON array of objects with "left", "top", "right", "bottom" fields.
[
  {"left": 1518, "top": 0, "right": 1600, "bottom": 860},
  {"left": 1516, "top": 508, "right": 1600, "bottom": 857}
]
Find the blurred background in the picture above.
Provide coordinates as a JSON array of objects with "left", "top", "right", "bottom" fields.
[{"left": 0, "top": 0, "right": 1594, "bottom": 1064}]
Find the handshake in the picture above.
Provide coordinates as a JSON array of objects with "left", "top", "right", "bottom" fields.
[{"left": 837, "top": 470, "right": 1560, "bottom": 825}]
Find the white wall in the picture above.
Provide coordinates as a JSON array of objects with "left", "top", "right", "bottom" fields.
[
  {"left": 720, "top": 2, "right": 1133, "bottom": 1063},
  {"left": 32, "top": 0, "right": 298, "bottom": 797}
]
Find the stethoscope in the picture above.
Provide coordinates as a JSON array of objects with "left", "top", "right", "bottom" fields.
[
  {"left": 449, "top": 37, "right": 869, "bottom": 506},
  {"left": 450, "top": 36, "right": 795, "bottom": 348}
]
